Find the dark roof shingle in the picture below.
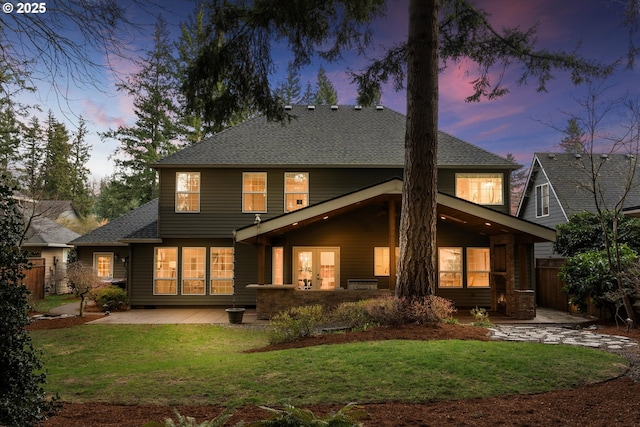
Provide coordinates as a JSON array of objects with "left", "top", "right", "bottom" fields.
[
  {"left": 153, "top": 105, "right": 516, "bottom": 169},
  {"left": 70, "top": 199, "right": 158, "bottom": 245}
]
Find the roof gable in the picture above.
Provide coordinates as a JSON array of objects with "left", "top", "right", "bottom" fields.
[
  {"left": 530, "top": 152, "right": 640, "bottom": 216},
  {"left": 153, "top": 105, "right": 517, "bottom": 169}
]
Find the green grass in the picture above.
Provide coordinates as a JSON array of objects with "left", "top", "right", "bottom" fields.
[
  {"left": 32, "top": 324, "right": 629, "bottom": 407},
  {"left": 30, "top": 294, "right": 78, "bottom": 312}
]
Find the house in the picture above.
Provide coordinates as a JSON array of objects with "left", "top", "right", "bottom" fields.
[
  {"left": 14, "top": 197, "right": 81, "bottom": 294},
  {"left": 517, "top": 152, "right": 640, "bottom": 259},
  {"left": 72, "top": 105, "right": 555, "bottom": 319}
]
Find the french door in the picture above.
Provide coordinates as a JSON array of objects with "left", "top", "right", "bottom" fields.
[{"left": 293, "top": 247, "right": 340, "bottom": 290}]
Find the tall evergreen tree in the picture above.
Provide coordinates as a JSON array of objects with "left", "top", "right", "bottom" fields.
[
  {"left": 103, "top": 16, "right": 182, "bottom": 205},
  {"left": 94, "top": 175, "right": 139, "bottom": 220},
  {"left": 68, "top": 117, "right": 93, "bottom": 217},
  {"left": 559, "top": 117, "right": 585, "bottom": 154},
  {"left": 274, "top": 64, "right": 302, "bottom": 104},
  {"left": 42, "top": 111, "right": 72, "bottom": 200},
  {"left": 183, "top": 0, "right": 607, "bottom": 298},
  {"left": 314, "top": 66, "right": 338, "bottom": 105},
  {"left": 18, "top": 116, "right": 44, "bottom": 197}
]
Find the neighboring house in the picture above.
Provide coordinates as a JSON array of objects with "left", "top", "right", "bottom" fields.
[
  {"left": 72, "top": 105, "right": 555, "bottom": 319},
  {"left": 517, "top": 152, "right": 640, "bottom": 259},
  {"left": 21, "top": 215, "right": 80, "bottom": 294}
]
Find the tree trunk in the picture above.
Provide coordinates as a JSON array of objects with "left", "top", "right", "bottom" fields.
[{"left": 396, "top": 0, "right": 439, "bottom": 298}]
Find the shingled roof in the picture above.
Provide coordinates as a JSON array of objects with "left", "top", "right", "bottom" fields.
[
  {"left": 70, "top": 199, "right": 158, "bottom": 246},
  {"left": 152, "top": 105, "right": 517, "bottom": 169},
  {"left": 22, "top": 217, "right": 80, "bottom": 248},
  {"left": 532, "top": 152, "right": 640, "bottom": 217}
]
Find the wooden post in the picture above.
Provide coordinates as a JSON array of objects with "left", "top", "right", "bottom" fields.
[
  {"left": 388, "top": 199, "right": 397, "bottom": 290},
  {"left": 257, "top": 239, "right": 266, "bottom": 285}
]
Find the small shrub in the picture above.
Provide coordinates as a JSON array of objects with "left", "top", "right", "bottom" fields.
[
  {"left": 363, "top": 295, "right": 404, "bottom": 327},
  {"left": 267, "top": 305, "right": 323, "bottom": 344},
  {"left": 404, "top": 295, "right": 457, "bottom": 324},
  {"left": 326, "top": 301, "right": 376, "bottom": 331},
  {"left": 144, "top": 407, "right": 235, "bottom": 427},
  {"left": 470, "top": 306, "right": 493, "bottom": 327},
  {"left": 247, "top": 402, "right": 365, "bottom": 427},
  {"left": 92, "top": 286, "right": 128, "bottom": 312}
]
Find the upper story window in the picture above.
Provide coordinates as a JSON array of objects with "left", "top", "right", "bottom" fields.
[
  {"left": 536, "top": 183, "right": 550, "bottom": 217},
  {"left": 176, "top": 172, "right": 200, "bottom": 213},
  {"left": 243, "top": 172, "right": 267, "bottom": 213},
  {"left": 285, "top": 172, "right": 309, "bottom": 212},
  {"left": 455, "top": 173, "right": 503, "bottom": 205}
]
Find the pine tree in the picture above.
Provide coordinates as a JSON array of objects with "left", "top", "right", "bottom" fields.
[
  {"left": 42, "top": 111, "right": 72, "bottom": 200},
  {"left": 68, "top": 117, "right": 93, "bottom": 217},
  {"left": 274, "top": 64, "right": 302, "bottom": 104},
  {"left": 103, "top": 16, "right": 182, "bottom": 205},
  {"left": 314, "top": 66, "right": 338, "bottom": 105},
  {"left": 18, "top": 116, "right": 44, "bottom": 197},
  {"left": 559, "top": 117, "right": 585, "bottom": 154}
]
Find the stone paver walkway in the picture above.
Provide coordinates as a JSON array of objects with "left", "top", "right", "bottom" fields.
[{"left": 489, "top": 325, "right": 639, "bottom": 350}]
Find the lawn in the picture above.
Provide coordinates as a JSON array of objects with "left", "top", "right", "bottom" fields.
[
  {"left": 30, "top": 294, "right": 79, "bottom": 313},
  {"left": 32, "top": 324, "right": 628, "bottom": 407}
]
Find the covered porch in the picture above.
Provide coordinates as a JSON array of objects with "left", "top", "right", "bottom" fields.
[{"left": 235, "top": 179, "right": 556, "bottom": 320}]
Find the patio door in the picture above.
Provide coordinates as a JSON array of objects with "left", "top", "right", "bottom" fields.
[{"left": 293, "top": 247, "right": 340, "bottom": 290}]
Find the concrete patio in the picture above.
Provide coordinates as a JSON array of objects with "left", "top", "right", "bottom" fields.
[{"left": 49, "top": 302, "right": 594, "bottom": 326}]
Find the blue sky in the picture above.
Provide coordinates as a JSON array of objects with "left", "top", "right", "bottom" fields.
[{"left": 16, "top": 0, "right": 640, "bottom": 179}]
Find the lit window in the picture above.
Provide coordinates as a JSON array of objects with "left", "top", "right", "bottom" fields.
[
  {"left": 211, "top": 248, "right": 234, "bottom": 294},
  {"left": 176, "top": 172, "right": 200, "bottom": 212},
  {"left": 438, "top": 247, "right": 462, "bottom": 287},
  {"left": 455, "top": 173, "right": 503, "bottom": 205},
  {"left": 272, "top": 247, "right": 284, "bottom": 285},
  {"left": 467, "top": 248, "right": 490, "bottom": 287},
  {"left": 243, "top": 172, "right": 267, "bottom": 212},
  {"left": 93, "top": 252, "right": 113, "bottom": 279},
  {"left": 374, "top": 247, "right": 399, "bottom": 276},
  {"left": 182, "top": 247, "right": 206, "bottom": 295},
  {"left": 154, "top": 248, "right": 177, "bottom": 295},
  {"left": 536, "top": 183, "right": 549, "bottom": 217},
  {"left": 285, "top": 172, "right": 308, "bottom": 212}
]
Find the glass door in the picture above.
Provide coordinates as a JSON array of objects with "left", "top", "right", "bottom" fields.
[{"left": 293, "top": 247, "right": 339, "bottom": 290}]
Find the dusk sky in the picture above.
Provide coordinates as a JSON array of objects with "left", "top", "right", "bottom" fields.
[{"left": 16, "top": 0, "right": 640, "bottom": 179}]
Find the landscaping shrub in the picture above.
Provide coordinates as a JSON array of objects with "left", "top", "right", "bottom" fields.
[
  {"left": 247, "top": 402, "right": 365, "bottom": 427},
  {"left": 404, "top": 295, "right": 457, "bottom": 324},
  {"left": 92, "top": 286, "right": 128, "bottom": 312},
  {"left": 267, "top": 305, "right": 324, "bottom": 344},
  {"left": 326, "top": 300, "right": 376, "bottom": 331},
  {"left": 363, "top": 295, "right": 404, "bottom": 327},
  {"left": 470, "top": 306, "right": 493, "bottom": 327}
]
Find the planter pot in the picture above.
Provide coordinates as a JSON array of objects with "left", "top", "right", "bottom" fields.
[{"left": 225, "top": 307, "right": 246, "bottom": 324}]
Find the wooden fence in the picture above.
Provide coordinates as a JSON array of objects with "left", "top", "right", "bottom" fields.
[
  {"left": 22, "top": 258, "right": 45, "bottom": 301},
  {"left": 535, "top": 258, "right": 609, "bottom": 319}
]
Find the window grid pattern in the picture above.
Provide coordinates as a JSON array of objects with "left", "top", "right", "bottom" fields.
[
  {"left": 438, "top": 247, "right": 463, "bottom": 288},
  {"left": 211, "top": 248, "right": 234, "bottom": 294},
  {"left": 176, "top": 172, "right": 200, "bottom": 212},
  {"left": 182, "top": 247, "right": 206, "bottom": 294},
  {"left": 154, "top": 247, "right": 178, "bottom": 295},
  {"left": 243, "top": 172, "right": 267, "bottom": 212},
  {"left": 94, "top": 253, "right": 113, "bottom": 279},
  {"left": 284, "top": 172, "right": 309, "bottom": 212}
]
